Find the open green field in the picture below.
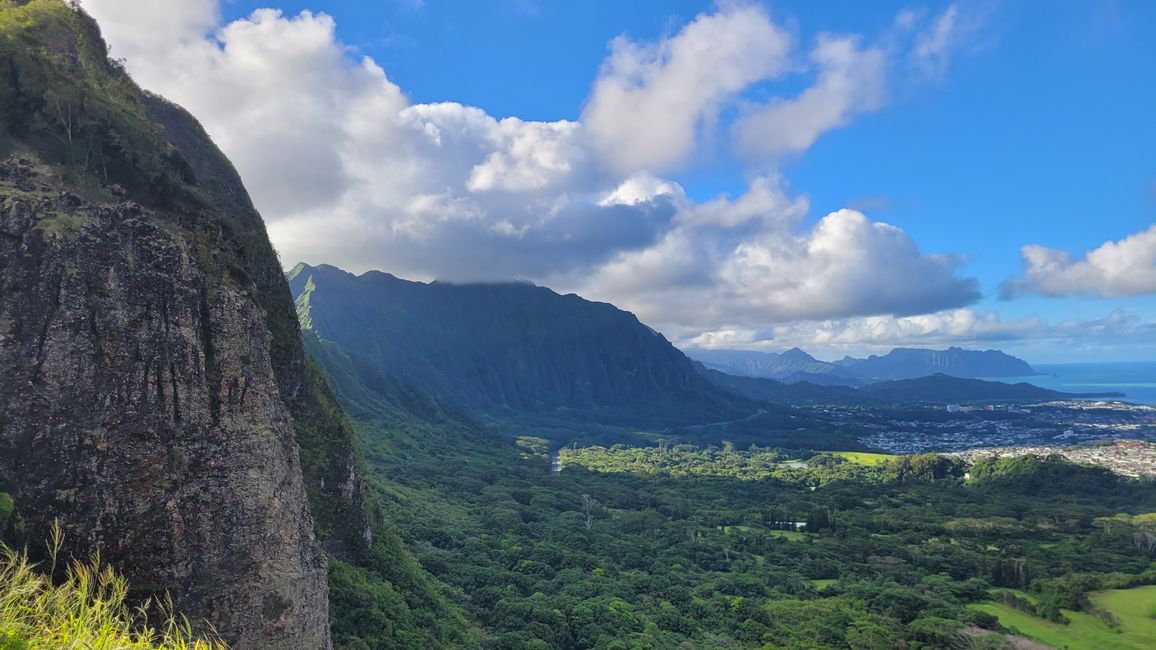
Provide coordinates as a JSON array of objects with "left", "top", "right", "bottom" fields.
[
  {"left": 810, "top": 579, "right": 837, "bottom": 589},
  {"left": 831, "top": 451, "right": 897, "bottom": 466},
  {"left": 719, "top": 525, "right": 754, "bottom": 534},
  {"left": 719, "top": 526, "right": 807, "bottom": 541},
  {"left": 971, "top": 585, "right": 1156, "bottom": 649}
]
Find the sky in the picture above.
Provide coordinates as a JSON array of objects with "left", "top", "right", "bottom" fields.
[{"left": 79, "top": 0, "right": 1156, "bottom": 363}]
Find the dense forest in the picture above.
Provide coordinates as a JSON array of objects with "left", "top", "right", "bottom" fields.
[
  {"left": 291, "top": 274, "right": 1156, "bottom": 649},
  {"left": 326, "top": 389, "right": 1156, "bottom": 648}
]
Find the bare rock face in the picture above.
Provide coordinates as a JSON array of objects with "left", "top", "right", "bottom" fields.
[{"left": 0, "top": 163, "right": 332, "bottom": 648}]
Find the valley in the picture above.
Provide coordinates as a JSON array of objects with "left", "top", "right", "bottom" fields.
[{"left": 290, "top": 263, "right": 1156, "bottom": 649}]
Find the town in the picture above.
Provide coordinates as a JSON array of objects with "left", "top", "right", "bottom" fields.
[{"left": 841, "top": 400, "right": 1156, "bottom": 455}]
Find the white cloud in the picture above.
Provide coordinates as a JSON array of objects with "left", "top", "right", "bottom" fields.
[
  {"left": 912, "top": 4, "right": 959, "bottom": 75},
  {"left": 577, "top": 182, "right": 979, "bottom": 331},
  {"left": 80, "top": 0, "right": 984, "bottom": 333},
  {"left": 733, "top": 35, "right": 886, "bottom": 162},
  {"left": 581, "top": 1, "right": 792, "bottom": 174},
  {"left": 598, "top": 173, "right": 687, "bottom": 208},
  {"left": 86, "top": 0, "right": 217, "bottom": 54},
  {"left": 910, "top": 3, "right": 987, "bottom": 77},
  {"left": 1003, "top": 226, "right": 1156, "bottom": 298},
  {"left": 467, "top": 118, "right": 586, "bottom": 193},
  {"left": 681, "top": 309, "right": 1156, "bottom": 362}
]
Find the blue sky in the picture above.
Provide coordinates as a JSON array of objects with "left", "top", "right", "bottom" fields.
[{"left": 87, "top": 0, "right": 1156, "bottom": 361}]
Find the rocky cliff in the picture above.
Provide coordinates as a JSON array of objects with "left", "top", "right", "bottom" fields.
[
  {"left": 289, "top": 263, "right": 746, "bottom": 424},
  {"left": 0, "top": 159, "right": 330, "bottom": 647},
  {"left": 0, "top": 2, "right": 373, "bottom": 647}
]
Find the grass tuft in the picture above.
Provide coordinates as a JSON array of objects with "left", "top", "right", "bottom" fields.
[{"left": 0, "top": 523, "right": 225, "bottom": 650}]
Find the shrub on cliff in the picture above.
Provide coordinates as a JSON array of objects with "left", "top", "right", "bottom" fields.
[{"left": 0, "top": 528, "right": 223, "bottom": 650}]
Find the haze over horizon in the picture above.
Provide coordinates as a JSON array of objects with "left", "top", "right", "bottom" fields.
[{"left": 80, "top": 0, "right": 1156, "bottom": 363}]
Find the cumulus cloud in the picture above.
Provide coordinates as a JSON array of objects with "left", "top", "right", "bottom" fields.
[
  {"left": 84, "top": 0, "right": 217, "bottom": 53},
  {"left": 582, "top": 1, "right": 791, "bottom": 173},
  {"left": 1002, "top": 226, "right": 1156, "bottom": 298},
  {"left": 80, "top": 0, "right": 983, "bottom": 332},
  {"left": 578, "top": 182, "right": 979, "bottom": 331},
  {"left": 729, "top": 2, "right": 983, "bottom": 163},
  {"left": 681, "top": 309, "right": 1156, "bottom": 361},
  {"left": 733, "top": 35, "right": 886, "bottom": 162}
]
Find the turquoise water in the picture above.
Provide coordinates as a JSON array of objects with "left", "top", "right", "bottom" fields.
[{"left": 998, "top": 362, "right": 1156, "bottom": 405}]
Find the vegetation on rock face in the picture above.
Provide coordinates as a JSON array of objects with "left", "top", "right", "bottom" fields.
[
  {"left": 0, "top": 530, "right": 223, "bottom": 650},
  {"left": 0, "top": 0, "right": 202, "bottom": 209},
  {"left": 0, "top": 2, "right": 475, "bottom": 646}
]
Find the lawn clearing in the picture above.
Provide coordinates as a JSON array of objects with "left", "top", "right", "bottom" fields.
[
  {"left": 970, "top": 585, "right": 1156, "bottom": 650},
  {"left": 831, "top": 451, "right": 896, "bottom": 466}
]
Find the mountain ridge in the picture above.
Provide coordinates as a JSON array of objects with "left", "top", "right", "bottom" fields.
[
  {"left": 700, "top": 366, "right": 1123, "bottom": 405},
  {"left": 289, "top": 262, "right": 748, "bottom": 426},
  {"left": 688, "top": 345, "right": 1039, "bottom": 382}
]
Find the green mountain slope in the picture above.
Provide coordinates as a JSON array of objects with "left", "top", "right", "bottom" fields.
[{"left": 289, "top": 262, "right": 749, "bottom": 430}]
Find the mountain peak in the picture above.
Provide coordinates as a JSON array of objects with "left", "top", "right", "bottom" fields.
[{"left": 781, "top": 347, "right": 817, "bottom": 361}]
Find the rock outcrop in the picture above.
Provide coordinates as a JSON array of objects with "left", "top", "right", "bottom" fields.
[
  {"left": 0, "top": 159, "right": 331, "bottom": 648},
  {"left": 0, "top": 2, "right": 359, "bottom": 646}
]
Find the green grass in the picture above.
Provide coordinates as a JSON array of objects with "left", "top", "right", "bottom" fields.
[
  {"left": 0, "top": 532, "right": 223, "bottom": 650},
  {"left": 718, "top": 525, "right": 753, "bottom": 534},
  {"left": 971, "top": 586, "right": 1156, "bottom": 650},
  {"left": 831, "top": 451, "right": 896, "bottom": 466},
  {"left": 717, "top": 525, "right": 807, "bottom": 541},
  {"left": 1091, "top": 586, "right": 1156, "bottom": 643},
  {"left": 810, "top": 579, "right": 837, "bottom": 589}
]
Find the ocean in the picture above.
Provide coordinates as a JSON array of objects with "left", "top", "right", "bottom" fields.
[{"left": 998, "top": 362, "right": 1156, "bottom": 406}]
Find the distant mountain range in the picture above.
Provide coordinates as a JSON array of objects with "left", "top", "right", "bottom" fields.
[
  {"left": 699, "top": 367, "right": 1120, "bottom": 405},
  {"left": 289, "top": 264, "right": 1125, "bottom": 421},
  {"left": 687, "top": 346, "right": 1039, "bottom": 384}
]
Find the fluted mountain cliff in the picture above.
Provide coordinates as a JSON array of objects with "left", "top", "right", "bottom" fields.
[
  {"left": 289, "top": 263, "right": 747, "bottom": 426},
  {"left": 0, "top": 2, "right": 400, "bottom": 647}
]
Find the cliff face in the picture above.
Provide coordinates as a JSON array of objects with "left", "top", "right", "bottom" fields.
[
  {"left": 0, "top": 2, "right": 372, "bottom": 647},
  {"left": 289, "top": 263, "right": 746, "bottom": 424},
  {"left": 0, "top": 159, "right": 330, "bottom": 648}
]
